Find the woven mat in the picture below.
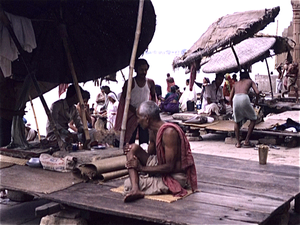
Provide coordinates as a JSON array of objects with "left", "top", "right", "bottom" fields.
[
  {"left": 0, "top": 165, "right": 82, "bottom": 194},
  {"left": 182, "top": 120, "right": 220, "bottom": 128},
  {"left": 205, "top": 120, "right": 235, "bottom": 132},
  {"left": 0, "top": 162, "right": 14, "bottom": 169},
  {"left": 242, "top": 119, "right": 281, "bottom": 130},
  {"left": 111, "top": 185, "right": 196, "bottom": 203},
  {"left": 0, "top": 155, "right": 27, "bottom": 166}
]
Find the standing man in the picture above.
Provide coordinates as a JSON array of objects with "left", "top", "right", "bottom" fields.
[
  {"left": 115, "top": 59, "right": 156, "bottom": 145},
  {"left": 281, "top": 62, "right": 299, "bottom": 103},
  {"left": 229, "top": 71, "right": 260, "bottom": 148},
  {"left": 123, "top": 101, "right": 197, "bottom": 202},
  {"left": 99, "top": 86, "right": 117, "bottom": 112},
  {"left": 166, "top": 73, "right": 175, "bottom": 93}
]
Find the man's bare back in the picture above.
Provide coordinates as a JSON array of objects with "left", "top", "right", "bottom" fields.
[
  {"left": 149, "top": 128, "right": 183, "bottom": 173},
  {"left": 233, "top": 79, "right": 259, "bottom": 95}
]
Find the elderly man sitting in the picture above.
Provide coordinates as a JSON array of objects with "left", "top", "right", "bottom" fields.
[{"left": 123, "top": 100, "right": 198, "bottom": 202}]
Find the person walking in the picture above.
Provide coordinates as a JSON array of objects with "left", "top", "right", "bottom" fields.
[{"left": 229, "top": 71, "right": 260, "bottom": 148}]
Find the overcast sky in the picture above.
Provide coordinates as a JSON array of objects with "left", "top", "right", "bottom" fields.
[
  {"left": 27, "top": 0, "right": 294, "bottom": 134},
  {"left": 149, "top": 0, "right": 292, "bottom": 50}
]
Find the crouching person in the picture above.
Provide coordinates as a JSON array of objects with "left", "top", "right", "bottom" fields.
[{"left": 123, "top": 100, "right": 197, "bottom": 202}]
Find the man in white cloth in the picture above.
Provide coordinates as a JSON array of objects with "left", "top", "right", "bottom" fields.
[
  {"left": 179, "top": 79, "right": 197, "bottom": 112},
  {"left": 200, "top": 73, "right": 226, "bottom": 115},
  {"left": 229, "top": 71, "right": 260, "bottom": 148},
  {"left": 106, "top": 92, "right": 119, "bottom": 130}
]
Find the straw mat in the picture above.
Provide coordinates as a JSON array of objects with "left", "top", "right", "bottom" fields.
[
  {"left": 0, "top": 155, "right": 27, "bottom": 166},
  {"left": 111, "top": 185, "right": 197, "bottom": 203},
  {"left": 0, "top": 162, "right": 14, "bottom": 169},
  {"left": 0, "top": 165, "right": 82, "bottom": 194}
]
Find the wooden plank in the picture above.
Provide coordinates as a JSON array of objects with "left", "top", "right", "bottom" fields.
[
  {"left": 196, "top": 165, "right": 298, "bottom": 195},
  {"left": 194, "top": 153, "right": 300, "bottom": 179},
  {"left": 0, "top": 152, "right": 298, "bottom": 225},
  {"left": 39, "top": 183, "right": 253, "bottom": 225}
]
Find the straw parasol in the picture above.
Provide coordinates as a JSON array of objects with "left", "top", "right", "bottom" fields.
[
  {"left": 202, "top": 36, "right": 294, "bottom": 74},
  {"left": 172, "top": 7, "right": 280, "bottom": 70}
]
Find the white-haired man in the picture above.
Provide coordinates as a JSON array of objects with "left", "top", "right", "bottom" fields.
[{"left": 123, "top": 101, "right": 197, "bottom": 202}]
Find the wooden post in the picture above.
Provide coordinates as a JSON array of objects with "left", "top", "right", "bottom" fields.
[
  {"left": 295, "top": 193, "right": 300, "bottom": 213},
  {"left": 59, "top": 24, "right": 90, "bottom": 148},
  {"left": 230, "top": 43, "right": 242, "bottom": 72},
  {"left": 119, "top": 0, "right": 145, "bottom": 148},
  {"left": 265, "top": 58, "right": 274, "bottom": 99},
  {"left": 29, "top": 95, "right": 41, "bottom": 141},
  {"left": 0, "top": 6, "right": 65, "bottom": 150}
]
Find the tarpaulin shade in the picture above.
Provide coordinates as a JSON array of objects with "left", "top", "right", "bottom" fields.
[{"left": 1, "top": 0, "right": 156, "bottom": 83}]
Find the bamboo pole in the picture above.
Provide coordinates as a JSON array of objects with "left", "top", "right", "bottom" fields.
[
  {"left": 0, "top": 6, "right": 65, "bottom": 150},
  {"left": 28, "top": 95, "right": 41, "bottom": 141},
  {"left": 59, "top": 24, "right": 90, "bottom": 148},
  {"left": 119, "top": 0, "right": 145, "bottom": 148},
  {"left": 265, "top": 58, "right": 274, "bottom": 99},
  {"left": 230, "top": 43, "right": 242, "bottom": 72}
]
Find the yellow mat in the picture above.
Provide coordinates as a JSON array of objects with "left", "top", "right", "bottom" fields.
[
  {"left": 111, "top": 185, "right": 197, "bottom": 203},
  {"left": 0, "top": 162, "right": 14, "bottom": 169},
  {"left": 0, "top": 155, "right": 27, "bottom": 166}
]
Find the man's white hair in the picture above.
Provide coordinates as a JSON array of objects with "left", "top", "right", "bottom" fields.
[{"left": 138, "top": 101, "right": 160, "bottom": 120}]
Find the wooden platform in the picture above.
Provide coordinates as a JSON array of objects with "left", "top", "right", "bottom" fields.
[{"left": 1, "top": 150, "right": 299, "bottom": 225}]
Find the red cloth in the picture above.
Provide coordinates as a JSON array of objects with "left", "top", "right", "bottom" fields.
[
  {"left": 58, "top": 84, "right": 68, "bottom": 97},
  {"left": 189, "top": 62, "right": 197, "bottom": 91},
  {"left": 156, "top": 123, "right": 198, "bottom": 197},
  {"left": 114, "top": 94, "right": 138, "bottom": 144}
]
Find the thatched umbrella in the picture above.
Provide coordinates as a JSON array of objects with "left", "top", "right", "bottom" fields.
[
  {"left": 202, "top": 35, "right": 294, "bottom": 98},
  {"left": 172, "top": 7, "right": 280, "bottom": 70},
  {"left": 202, "top": 36, "right": 294, "bottom": 74}
]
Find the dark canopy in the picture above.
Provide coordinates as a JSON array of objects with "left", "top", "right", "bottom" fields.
[{"left": 1, "top": 0, "right": 156, "bottom": 83}]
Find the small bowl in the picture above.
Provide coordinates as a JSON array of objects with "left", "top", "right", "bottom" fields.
[{"left": 26, "top": 158, "right": 42, "bottom": 168}]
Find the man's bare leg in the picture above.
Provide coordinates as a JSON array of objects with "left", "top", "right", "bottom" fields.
[
  {"left": 244, "top": 120, "right": 256, "bottom": 146},
  {"left": 234, "top": 122, "right": 241, "bottom": 148},
  {"left": 124, "top": 145, "right": 146, "bottom": 202},
  {"left": 295, "top": 87, "right": 299, "bottom": 103}
]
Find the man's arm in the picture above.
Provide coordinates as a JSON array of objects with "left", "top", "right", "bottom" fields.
[
  {"left": 148, "top": 79, "right": 156, "bottom": 101},
  {"left": 50, "top": 102, "right": 64, "bottom": 131},
  {"left": 229, "top": 85, "right": 235, "bottom": 107},
  {"left": 72, "top": 107, "right": 84, "bottom": 133},
  {"left": 251, "top": 81, "right": 260, "bottom": 105},
  {"left": 139, "top": 127, "right": 180, "bottom": 174},
  {"left": 147, "top": 130, "right": 156, "bottom": 155}
]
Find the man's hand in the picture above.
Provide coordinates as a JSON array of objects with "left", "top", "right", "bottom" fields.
[
  {"left": 125, "top": 156, "right": 142, "bottom": 171},
  {"left": 123, "top": 143, "right": 132, "bottom": 155}
]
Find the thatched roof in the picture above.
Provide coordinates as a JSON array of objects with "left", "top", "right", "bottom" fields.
[
  {"left": 202, "top": 35, "right": 294, "bottom": 74},
  {"left": 172, "top": 6, "right": 280, "bottom": 70}
]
